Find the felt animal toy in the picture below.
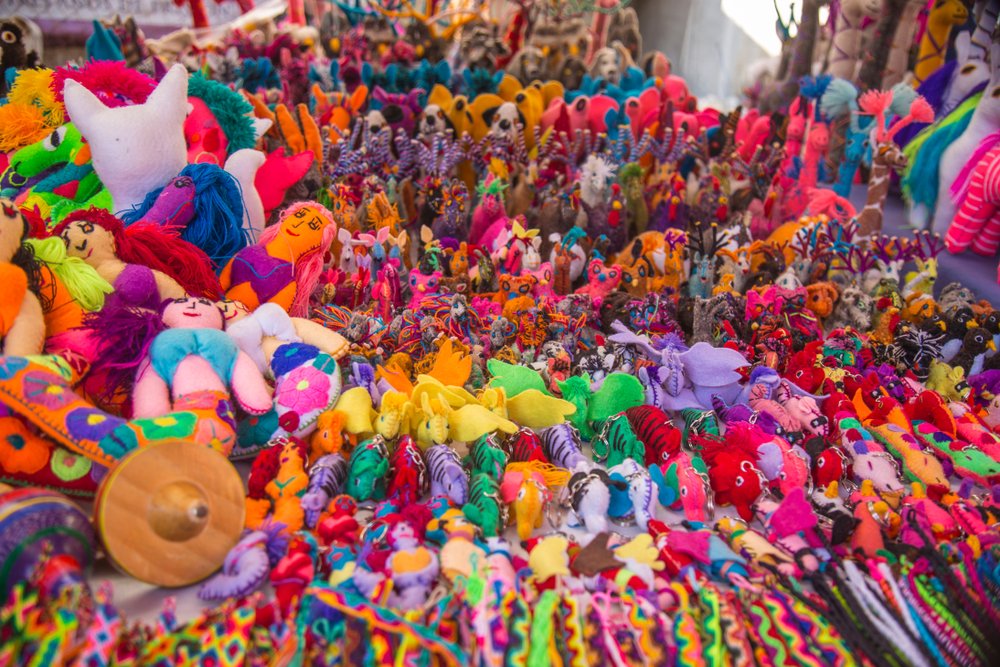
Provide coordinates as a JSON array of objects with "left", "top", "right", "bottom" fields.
[
  {"left": 930, "top": 44, "right": 1000, "bottom": 232},
  {"left": 694, "top": 434, "right": 766, "bottom": 522},
  {"left": 0, "top": 200, "right": 47, "bottom": 355},
  {"left": 914, "top": 0, "right": 970, "bottom": 85},
  {"left": 573, "top": 258, "right": 622, "bottom": 306},
  {"left": 902, "top": 231, "right": 944, "bottom": 297},
  {"left": 609, "top": 323, "right": 749, "bottom": 412},
  {"left": 952, "top": 327, "right": 996, "bottom": 375},
  {"left": 827, "top": 0, "right": 885, "bottom": 81},
  {"left": 61, "top": 64, "right": 189, "bottom": 213},
  {"left": 221, "top": 201, "right": 336, "bottom": 317},
  {"left": 385, "top": 436, "right": 428, "bottom": 506},
  {"left": 650, "top": 450, "right": 712, "bottom": 523},
  {"left": 591, "top": 413, "right": 645, "bottom": 468},
  {"left": 463, "top": 472, "right": 506, "bottom": 538},
  {"left": 55, "top": 207, "right": 220, "bottom": 303},
  {"left": 606, "top": 458, "right": 658, "bottom": 530},
  {"left": 426, "top": 443, "right": 468, "bottom": 506},
  {"left": 944, "top": 134, "right": 1000, "bottom": 257},
  {"left": 301, "top": 454, "right": 348, "bottom": 529},
  {"left": 500, "top": 462, "right": 568, "bottom": 540},
  {"left": 838, "top": 416, "right": 907, "bottom": 495},
  {"left": 345, "top": 436, "right": 390, "bottom": 503},
  {"left": 882, "top": 0, "right": 936, "bottom": 87},
  {"left": 857, "top": 90, "right": 934, "bottom": 235}
]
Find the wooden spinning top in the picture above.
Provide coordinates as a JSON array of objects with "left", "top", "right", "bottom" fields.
[
  {"left": 94, "top": 441, "right": 244, "bottom": 588},
  {"left": 0, "top": 485, "right": 97, "bottom": 600}
]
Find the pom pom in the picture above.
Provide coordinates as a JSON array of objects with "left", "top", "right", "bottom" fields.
[
  {"left": 858, "top": 89, "right": 892, "bottom": 117},
  {"left": 908, "top": 97, "right": 935, "bottom": 125},
  {"left": 53, "top": 61, "right": 156, "bottom": 113},
  {"left": 0, "top": 103, "right": 51, "bottom": 153},
  {"left": 7, "top": 68, "right": 64, "bottom": 127}
]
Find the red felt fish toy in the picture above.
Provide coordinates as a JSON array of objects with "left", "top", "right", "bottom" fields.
[{"left": 693, "top": 433, "right": 766, "bottom": 521}]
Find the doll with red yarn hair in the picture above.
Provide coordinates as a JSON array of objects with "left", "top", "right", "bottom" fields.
[{"left": 53, "top": 207, "right": 221, "bottom": 307}]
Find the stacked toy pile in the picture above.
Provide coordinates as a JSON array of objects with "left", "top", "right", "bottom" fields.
[{"left": 1, "top": 2, "right": 1000, "bottom": 665}]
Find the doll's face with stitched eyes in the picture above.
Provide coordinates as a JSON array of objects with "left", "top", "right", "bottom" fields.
[
  {"left": 0, "top": 199, "right": 26, "bottom": 263},
  {"left": 280, "top": 205, "right": 332, "bottom": 257},
  {"left": 162, "top": 297, "right": 224, "bottom": 330},
  {"left": 60, "top": 219, "right": 116, "bottom": 265},
  {"left": 217, "top": 298, "right": 250, "bottom": 327}
]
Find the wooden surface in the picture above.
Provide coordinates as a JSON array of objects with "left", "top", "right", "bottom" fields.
[{"left": 95, "top": 441, "right": 245, "bottom": 588}]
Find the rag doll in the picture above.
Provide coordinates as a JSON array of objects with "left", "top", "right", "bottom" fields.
[
  {"left": 0, "top": 297, "right": 272, "bottom": 468},
  {"left": 226, "top": 302, "right": 349, "bottom": 457},
  {"left": 55, "top": 207, "right": 221, "bottom": 306},
  {"left": 220, "top": 201, "right": 337, "bottom": 316},
  {"left": 0, "top": 200, "right": 46, "bottom": 356}
]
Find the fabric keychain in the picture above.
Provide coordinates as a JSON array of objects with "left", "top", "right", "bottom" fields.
[
  {"left": 669, "top": 583, "right": 708, "bottom": 667},
  {"left": 715, "top": 587, "right": 756, "bottom": 667},
  {"left": 527, "top": 590, "right": 561, "bottom": 667},
  {"left": 588, "top": 592, "right": 632, "bottom": 667},
  {"left": 623, "top": 593, "right": 669, "bottom": 666},
  {"left": 900, "top": 558, "right": 977, "bottom": 666},
  {"left": 695, "top": 582, "right": 724, "bottom": 666},
  {"left": 839, "top": 561, "right": 930, "bottom": 667},
  {"left": 503, "top": 590, "right": 532, "bottom": 667},
  {"left": 747, "top": 587, "right": 823, "bottom": 667},
  {"left": 560, "top": 593, "right": 588, "bottom": 667}
]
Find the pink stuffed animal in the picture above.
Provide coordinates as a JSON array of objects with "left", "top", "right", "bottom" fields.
[
  {"left": 407, "top": 269, "right": 442, "bottom": 309},
  {"left": 574, "top": 258, "right": 622, "bottom": 306}
]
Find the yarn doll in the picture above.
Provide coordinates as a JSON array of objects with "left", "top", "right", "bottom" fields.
[
  {"left": 220, "top": 201, "right": 337, "bottom": 317},
  {"left": 132, "top": 296, "right": 272, "bottom": 419},
  {"left": 55, "top": 207, "right": 221, "bottom": 306},
  {"left": 0, "top": 297, "right": 273, "bottom": 469},
  {"left": 0, "top": 199, "right": 47, "bottom": 355}
]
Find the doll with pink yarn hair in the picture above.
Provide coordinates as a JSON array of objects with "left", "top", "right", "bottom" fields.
[{"left": 220, "top": 201, "right": 337, "bottom": 317}]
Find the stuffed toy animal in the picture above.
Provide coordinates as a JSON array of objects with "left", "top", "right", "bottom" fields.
[
  {"left": 931, "top": 43, "right": 1000, "bottom": 232},
  {"left": 0, "top": 200, "right": 45, "bottom": 356},
  {"left": 62, "top": 64, "right": 189, "bottom": 213},
  {"left": 221, "top": 201, "right": 336, "bottom": 317}
]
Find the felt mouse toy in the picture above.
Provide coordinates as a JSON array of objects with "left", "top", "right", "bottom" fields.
[
  {"left": 221, "top": 201, "right": 336, "bottom": 317},
  {"left": 0, "top": 199, "right": 47, "bottom": 356}
]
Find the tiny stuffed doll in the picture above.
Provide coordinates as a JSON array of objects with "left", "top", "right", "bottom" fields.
[
  {"left": 0, "top": 199, "right": 46, "bottom": 355},
  {"left": 55, "top": 206, "right": 221, "bottom": 304},
  {"left": 132, "top": 296, "right": 273, "bottom": 419},
  {"left": 220, "top": 201, "right": 337, "bottom": 316}
]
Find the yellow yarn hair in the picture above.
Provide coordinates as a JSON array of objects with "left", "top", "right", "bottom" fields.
[
  {"left": 505, "top": 461, "right": 570, "bottom": 489},
  {"left": 8, "top": 68, "right": 64, "bottom": 127}
]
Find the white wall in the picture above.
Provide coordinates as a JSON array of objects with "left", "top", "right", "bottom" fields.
[{"left": 633, "top": 0, "right": 769, "bottom": 103}]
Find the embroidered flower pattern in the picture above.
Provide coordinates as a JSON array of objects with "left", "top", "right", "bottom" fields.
[{"left": 276, "top": 366, "right": 332, "bottom": 413}]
